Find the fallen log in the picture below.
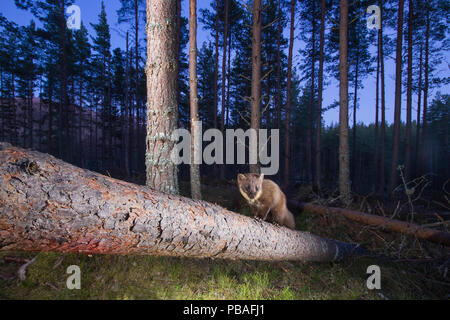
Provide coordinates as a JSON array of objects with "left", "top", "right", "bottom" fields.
[
  {"left": 0, "top": 143, "right": 365, "bottom": 262},
  {"left": 290, "top": 201, "right": 450, "bottom": 247}
]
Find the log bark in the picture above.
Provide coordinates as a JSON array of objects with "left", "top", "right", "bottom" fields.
[
  {"left": 0, "top": 143, "right": 363, "bottom": 262},
  {"left": 291, "top": 202, "right": 450, "bottom": 247}
]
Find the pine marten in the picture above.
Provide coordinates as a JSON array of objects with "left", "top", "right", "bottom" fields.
[{"left": 237, "top": 173, "right": 295, "bottom": 230}]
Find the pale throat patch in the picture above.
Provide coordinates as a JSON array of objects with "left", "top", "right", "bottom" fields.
[{"left": 238, "top": 185, "right": 263, "bottom": 205}]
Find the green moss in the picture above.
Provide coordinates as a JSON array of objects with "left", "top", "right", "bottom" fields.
[{"left": 0, "top": 248, "right": 446, "bottom": 300}]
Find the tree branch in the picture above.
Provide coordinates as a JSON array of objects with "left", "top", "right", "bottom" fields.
[{"left": 289, "top": 201, "right": 450, "bottom": 247}]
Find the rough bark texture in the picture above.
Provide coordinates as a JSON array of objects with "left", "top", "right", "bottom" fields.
[
  {"left": 404, "top": 0, "right": 413, "bottom": 182},
  {"left": 351, "top": 45, "right": 359, "bottom": 189},
  {"left": 284, "top": 0, "right": 295, "bottom": 188},
  {"left": 338, "top": 0, "right": 351, "bottom": 203},
  {"left": 414, "top": 43, "right": 423, "bottom": 177},
  {"left": 315, "top": 0, "right": 325, "bottom": 192},
  {"left": 220, "top": 0, "right": 229, "bottom": 179},
  {"left": 379, "top": 0, "right": 386, "bottom": 194},
  {"left": 420, "top": 7, "right": 430, "bottom": 175},
  {"left": 145, "top": 0, "right": 179, "bottom": 195},
  {"left": 291, "top": 202, "right": 450, "bottom": 247},
  {"left": 307, "top": 0, "right": 315, "bottom": 185},
  {"left": 189, "top": 0, "right": 201, "bottom": 200},
  {"left": 275, "top": 0, "right": 282, "bottom": 144},
  {"left": 59, "top": 0, "right": 68, "bottom": 161},
  {"left": 135, "top": 0, "right": 141, "bottom": 173},
  {"left": 374, "top": 29, "right": 380, "bottom": 192},
  {"left": 250, "top": 0, "right": 262, "bottom": 174},
  {"left": 0, "top": 142, "right": 364, "bottom": 261},
  {"left": 389, "top": 0, "right": 404, "bottom": 194}
]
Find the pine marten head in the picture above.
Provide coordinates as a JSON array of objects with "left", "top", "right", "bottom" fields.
[{"left": 237, "top": 173, "right": 264, "bottom": 203}]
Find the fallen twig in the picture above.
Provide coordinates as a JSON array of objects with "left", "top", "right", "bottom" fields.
[
  {"left": 3, "top": 256, "right": 30, "bottom": 264},
  {"left": 17, "top": 256, "right": 37, "bottom": 281}
]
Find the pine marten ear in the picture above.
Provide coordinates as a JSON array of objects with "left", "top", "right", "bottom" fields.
[
  {"left": 238, "top": 174, "right": 245, "bottom": 182},
  {"left": 259, "top": 173, "right": 264, "bottom": 181}
]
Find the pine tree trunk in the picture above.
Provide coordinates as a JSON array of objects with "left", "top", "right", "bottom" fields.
[
  {"left": 250, "top": 0, "right": 262, "bottom": 174},
  {"left": 315, "top": 0, "right": 325, "bottom": 192},
  {"left": 28, "top": 79, "right": 33, "bottom": 149},
  {"left": 275, "top": 0, "right": 282, "bottom": 133},
  {"left": 95, "top": 102, "right": 99, "bottom": 169},
  {"left": 38, "top": 77, "right": 42, "bottom": 150},
  {"left": 307, "top": 2, "right": 315, "bottom": 185},
  {"left": 129, "top": 43, "right": 134, "bottom": 174},
  {"left": 226, "top": 21, "right": 231, "bottom": 128},
  {"left": 48, "top": 86, "right": 53, "bottom": 155},
  {"left": 389, "top": 0, "right": 404, "bottom": 194},
  {"left": 352, "top": 47, "right": 359, "bottom": 190},
  {"left": 135, "top": 0, "right": 141, "bottom": 173},
  {"left": 212, "top": 0, "right": 219, "bottom": 178},
  {"left": 0, "top": 69, "right": 2, "bottom": 142},
  {"left": 220, "top": 0, "right": 229, "bottom": 179},
  {"left": 374, "top": 31, "right": 380, "bottom": 192},
  {"left": 405, "top": 0, "right": 413, "bottom": 182},
  {"left": 79, "top": 73, "right": 83, "bottom": 167},
  {"left": 213, "top": 0, "right": 219, "bottom": 131},
  {"left": 338, "top": 0, "right": 351, "bottom": 203},
  {"left": 414, "top": 43, "right": 423, "bottom": 177},
  {"left": 145, "top": 0, "right": 179, "bottom": 195},
  {"left": 189, "top": 0, "right": 201, "bottom": 200},
  {"left": 23, "top": 88, "right": 27, "bottom": 147},
  {"left": 1, "top": 69, "right": 4, "bottom": 142},
  {"left": 265, "top": 68, "right": 271, "bottom": 128},
  {"left": 0, "top": 142, "right": 365, "bottom": 261},
  {"left": 59, "top": 0, "right": 67, "bottom": 161},
  {"left": 89, "top": 102, "right": 93, "bottom": 165},
  {"left": 108, "top": 54, "right": 113, "bottom": 170},
  {"left": 123, "top": 32, "right": 130, "bottom": 177},
  {"left": 102, "top": 54, "right": 106, "bottom": 169},
  {"left": 379, "top": 0, "right": 386, "bottom": 194},
  {"left": 420, "top": 7, "right": 430, "bottom": 175},
  {"left": 11, "top": 73, "right": 16, "bottom": 146},
  {"left": 284, "top": 0, "right": 295, "bottom": 188}
]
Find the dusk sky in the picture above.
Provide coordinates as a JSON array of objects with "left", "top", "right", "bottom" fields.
[{"left": 1, "top": 0, "right": 448, "bottom": 126}]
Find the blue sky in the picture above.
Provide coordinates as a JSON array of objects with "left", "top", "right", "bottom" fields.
[{"left": 1, "top": 0, "right": 448, "bottom": 126}]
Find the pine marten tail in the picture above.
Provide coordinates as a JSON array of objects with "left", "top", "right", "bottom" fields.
[{"left": 283, "top": 208, "right": 296, "bottom": 230}]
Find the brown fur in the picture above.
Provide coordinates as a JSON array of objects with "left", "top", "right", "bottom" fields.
[{"left": 237, "top": 173, "right": 295, "bottom": 230}]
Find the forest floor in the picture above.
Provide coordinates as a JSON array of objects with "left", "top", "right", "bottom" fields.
[{"left": 0, "top": 181, "right": 449, "bottom": 300}]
